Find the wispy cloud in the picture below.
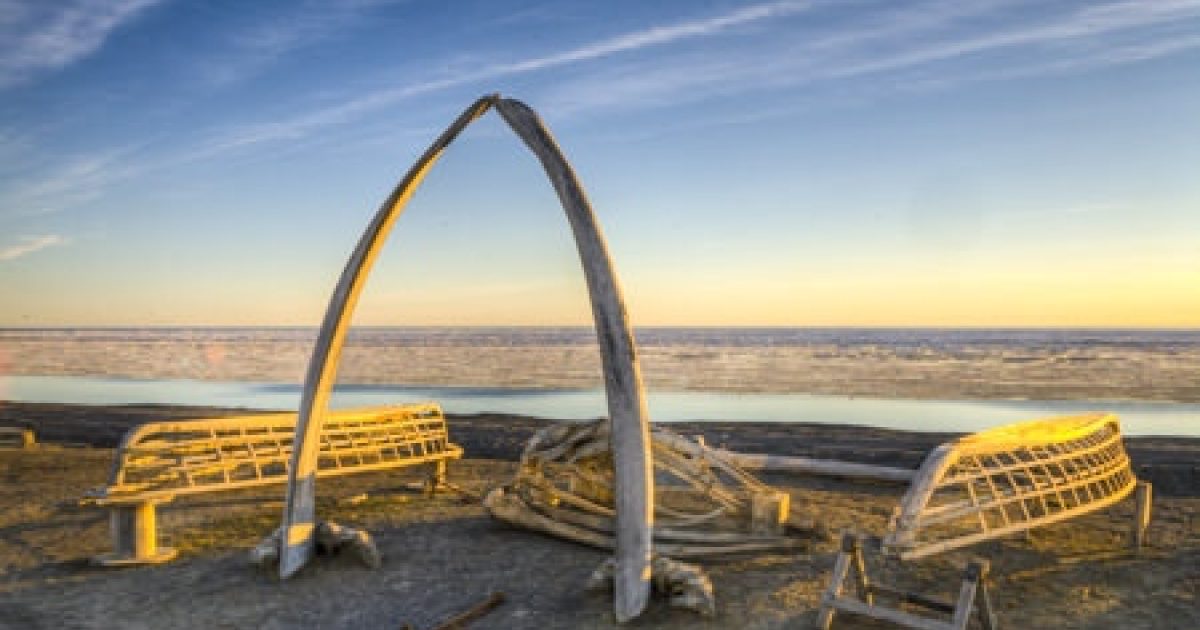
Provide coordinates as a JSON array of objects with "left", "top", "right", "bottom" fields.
[
  {"left": 540, "top": 0, "right": 1200, "bottom": 118},
  {"left": 817, "top": 0, "right": 1200, "bottom": 80},
  {"left": 200, "top": 0, "right": 814, "bottom": 153},
  {"left": 197, "top": 0, "right": 400, "bottom": 86},
  {"left": 0, "top": 235, "right": 68, "bottom": 261},
  {"left": 8, "top": 0, "right": 1199, "bottom": 218},
  {"left": 0, "top": 0, "right": 163, "bottom": 89},
  {"left": 9, "top": 1, "right": 810, "bottom": 211},
  {"left": 0, "top": 145, "right": 144, "bottom": 217},
  {"left": 209, "top": 0, "right": 1200, "bottom": 152}
]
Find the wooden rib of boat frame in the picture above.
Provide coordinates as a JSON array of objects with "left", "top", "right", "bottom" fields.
[
  {"left": 818, "top": 412, "right": 1153, "bottom": 630},
  {"left": 885, "top": 412, "right": 1144, "bottom": 560}
]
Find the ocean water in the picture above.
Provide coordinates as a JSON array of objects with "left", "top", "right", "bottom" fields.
[
  {"left": 2, "top": 327, "right": 1197, "bottom": 435},
  {"left": 2, "top": 374, "right": 1199, "bottom": 436}
]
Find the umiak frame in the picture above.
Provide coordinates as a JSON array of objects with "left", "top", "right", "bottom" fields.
[
  {"left": 885, "top": 412, "right": 1143, "bottom": 560},
  {"left": 277, "top": 96, "right": 656, "bottom": 622},
  {"left": 817, "top": 412, "right": 1153, "bottom": 630}
]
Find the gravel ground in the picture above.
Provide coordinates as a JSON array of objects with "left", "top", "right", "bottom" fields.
[{"left": 1, "top": 404, "right": 1197, "bottom": 629}]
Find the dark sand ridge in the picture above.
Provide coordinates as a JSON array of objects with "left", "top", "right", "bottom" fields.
[
  {"left": 1, "top": 402, "right": 1198, "bottom": 628},
  {"left": 4, "top": 402, "right": 1199, "bottom": 495}
]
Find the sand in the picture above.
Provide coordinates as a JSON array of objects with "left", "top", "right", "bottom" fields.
[{"left": 2, "top": 403, "right": 1199, "bottom": 629}]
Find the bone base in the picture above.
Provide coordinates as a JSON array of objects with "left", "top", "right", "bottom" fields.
[
  {"left": 252, "top": 521, "right": 381, "bottom": 571},
  {"left": 589, "top": 556, "right": 716, "bottom": 617}
]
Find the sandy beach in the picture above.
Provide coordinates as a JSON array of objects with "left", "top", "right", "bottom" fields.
[{"left": 2, "top": 402, "right": 1198, "bottom": 629}]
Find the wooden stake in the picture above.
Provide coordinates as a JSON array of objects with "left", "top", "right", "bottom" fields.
[{"left": 431, "top": 591, "right": 506, "bottom": 630}]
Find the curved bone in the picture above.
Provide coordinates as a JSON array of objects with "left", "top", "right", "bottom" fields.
[
  {"left": 495, "top": 99, "right": 654, "bottom": 620},
  {"left": 279, "top": 96, "right": 653, "bottom": 620}
]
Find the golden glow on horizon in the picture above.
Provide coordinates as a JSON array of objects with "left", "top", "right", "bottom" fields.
[
  {"left": 6, "top": 267, "right": 1197, "bottom": 327},
  {"left": 626, "top": 265, "right": 1200, "bottom": 327}
]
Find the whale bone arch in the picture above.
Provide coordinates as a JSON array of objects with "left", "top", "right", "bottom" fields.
[{"left": 277, "top": 95, "right": 655, "bottom": 622}]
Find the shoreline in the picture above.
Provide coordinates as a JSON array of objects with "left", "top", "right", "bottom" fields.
[
  {"left": 4, "top": 400, "right": 1198, "bottom": 495},
  {"left": 9, "top": 371, "right": 1200, "bottom": 404}
]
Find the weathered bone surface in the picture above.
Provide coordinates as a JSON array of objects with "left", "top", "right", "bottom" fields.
[
  {"left": 885, "top": 412, "right": 1139, "bottom": 560},
  {"left": 277, "top": 95, "right": 654, "bottom": 621},
  {"left": 253, "top": 521, "right": 381, "bottom": 570},
  {"left": 485, "top": 419, "right": 820, "bottom": 561},
  {"left": 588, "top": 555, "right": 716, "bottom": 617}
]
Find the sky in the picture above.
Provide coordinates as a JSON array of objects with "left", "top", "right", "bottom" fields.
[{"left": 0, "top": 0, "right": 1197, "bottom": 327}]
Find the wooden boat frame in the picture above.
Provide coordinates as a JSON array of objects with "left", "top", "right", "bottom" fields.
[
  {"left": 818, "top": 412, "right": 1153, "bottom": 630},
  {"left": 885, "top": 412, "right": 1140, "bottom": 560}
]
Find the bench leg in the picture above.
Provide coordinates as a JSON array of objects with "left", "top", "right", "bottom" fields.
[
  {"left": 93, "top": 501, "right": 178, "bottom": 566},
  {"left": 1132, "top": 481, "right": 1152, "bottom": 551},
  {"left": 423, "top": 459, "right": 451, "bottom": 495}
]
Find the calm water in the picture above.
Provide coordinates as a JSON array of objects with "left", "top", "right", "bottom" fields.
[{"left": 3, "top": 375, "right": 1197, "bottom": 436}]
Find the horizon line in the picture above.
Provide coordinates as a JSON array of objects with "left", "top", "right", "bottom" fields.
[{"left": 2, "top": 324, "right": 1198, "bottom": 331}]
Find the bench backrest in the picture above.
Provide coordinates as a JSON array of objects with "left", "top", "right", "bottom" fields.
[
  {"left": 884, "top": 412, "right": 1136, "bottom": 560},
  {"left": 100, "top": 403, "right": 455, "bottom": 501}
]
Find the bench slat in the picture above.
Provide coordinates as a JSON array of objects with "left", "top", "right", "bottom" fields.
[{"left": 92, "top": 403, "right": 460, "bottom": 504}]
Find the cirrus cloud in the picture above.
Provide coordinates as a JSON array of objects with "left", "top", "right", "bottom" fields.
[
  {"left": 0, "top": 234, "right": 68, "bottom": 261},
  {"left": 0, "top": 0, "right": 164, "bottom": 89}
]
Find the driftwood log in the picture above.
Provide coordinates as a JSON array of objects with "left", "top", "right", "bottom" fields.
[
  {"left": 718, "top": 450, "right": 914, "bottom": 484},
  {"left": 277, "top": 95, "right": 655, "bottom": 621}
]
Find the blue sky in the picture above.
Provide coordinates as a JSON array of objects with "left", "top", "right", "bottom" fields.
[{"left": 1, "top": 0, "right": 1197, "bottom": 326}]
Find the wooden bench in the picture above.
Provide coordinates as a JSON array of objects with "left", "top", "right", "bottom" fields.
[
  {"left": 82, "top": 403, "right": 462, "bottom": 566},
  {"left": 0, "top": 426, "right": 36, "bottom": 449},
  {"left": 818, "top": 412, "right": 1152, "bottom": 630}
]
